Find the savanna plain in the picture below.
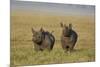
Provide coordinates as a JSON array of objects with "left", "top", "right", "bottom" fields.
[{"left": 11, "top": 11, "right": 95, "bottom": 66}]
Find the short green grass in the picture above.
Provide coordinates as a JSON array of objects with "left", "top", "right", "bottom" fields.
[{"left": 11, "top": 12, "right": 95, "bottom": 66}]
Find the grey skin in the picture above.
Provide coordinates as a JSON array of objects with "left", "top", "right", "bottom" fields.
[
  {"left": 32, "top": 28, "right": 55, "bottom": 51},
  {"left": 60, "top": 23, "right": 78, "bottom": 53}
]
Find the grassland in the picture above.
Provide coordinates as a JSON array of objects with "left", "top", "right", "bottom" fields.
[{"left": 10, "top": 11, "right": 95, "bottom": 66}]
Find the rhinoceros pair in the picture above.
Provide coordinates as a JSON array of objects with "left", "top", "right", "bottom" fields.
[{"left": 32, "top": 23, "right": 78, "bottom": 52}]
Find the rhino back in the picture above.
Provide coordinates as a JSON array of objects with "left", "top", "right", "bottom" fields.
[{"left": 40, "top": 32, "right": 55, "bottom": 50}]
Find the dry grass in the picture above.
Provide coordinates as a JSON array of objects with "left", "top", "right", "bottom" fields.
[{"left": 10, "top": 12, "right": 95, "bottom": 66}]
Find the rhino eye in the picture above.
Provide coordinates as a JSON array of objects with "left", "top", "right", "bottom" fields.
[
  {"left": 37, "top": 35, "right": 40, "bottom": 38},
  {"left": 39, "top": 36, "right": 41, "bottom": 38}
]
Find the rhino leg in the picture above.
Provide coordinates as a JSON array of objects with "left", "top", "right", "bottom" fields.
[{"left": 34, "top": 43, "right": 41, "bottom": 51}]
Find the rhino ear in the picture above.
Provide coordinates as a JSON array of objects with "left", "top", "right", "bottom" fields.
[
  {"left": 32, "top": 28, "right": 35, "bottom": 34},
  {"left": 40, "top": 27, "right": 44, "bottom": 32},
  {"left": 60, "top": 22, "right": 64, "bottom": 27},
  {"left": 69, "top": 23, "right": 72, "bottom": 30},
  {"left": 51, "top": 30, "right": 54, "bottom": 34}
]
